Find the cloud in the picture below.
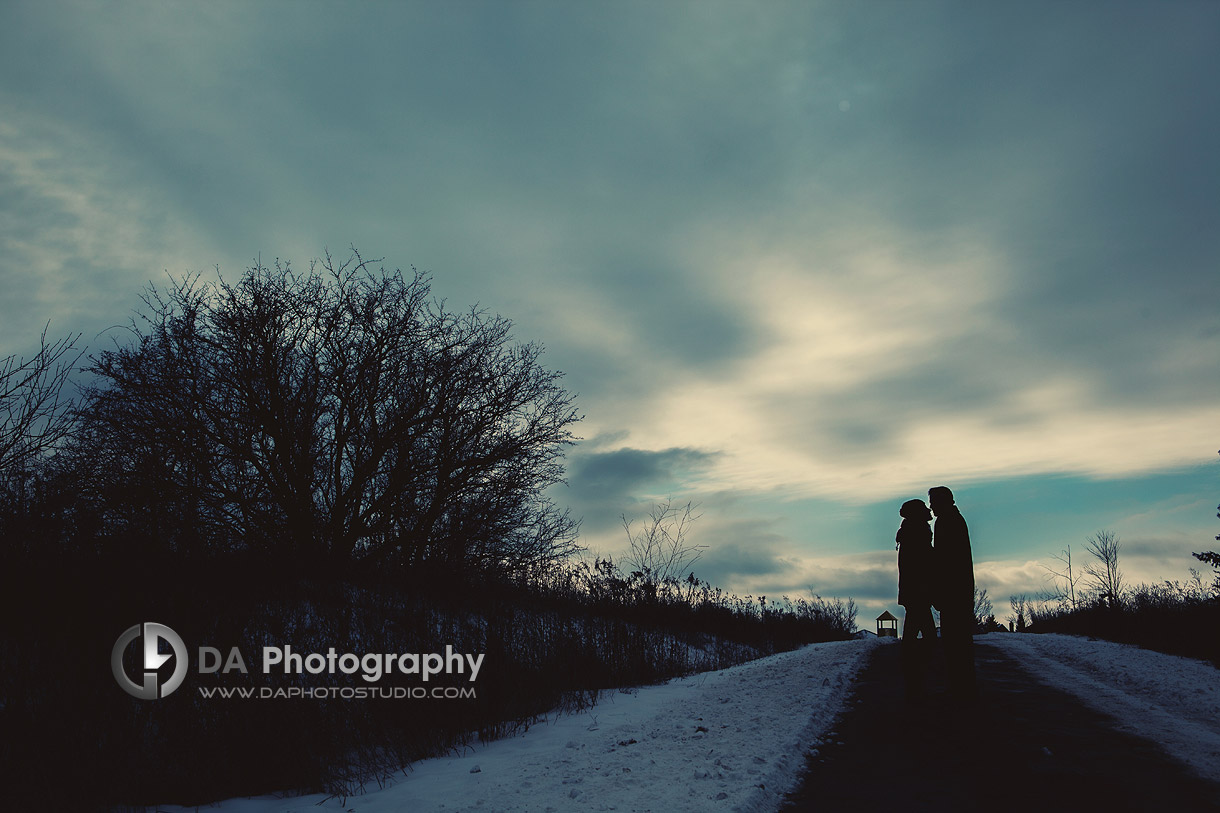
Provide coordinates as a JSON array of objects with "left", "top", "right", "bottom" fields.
[
  {"left": 0, "top": 111, "right": 217, "bottom": 355},
  {"left": 570, "top": 447, "right": 717, "bottom": 493},
  {"left": 579, "top": 215, "right": 1220, "bottom": 503},
  {"left": 560, "top": 446, "right": 719, "bottom": 540},
  {"left": 696, "top": 540, "right": 899, "bottom": 608},
  {"left": 1115, "top": 532, "right": 1216, "bottom": 584},
  {"left": 2, "top": 1, "right": 1216, "bottom": 604},
  {"left": 705, "top": 545, "right": 904, "bottom": 629},
  {"left": 974, "top": 560, "right": 1057, "bottom": 604},
  {"left": 686, "top": 518, "right": 792, "bottom": 588},
  {"left": 511, "top": 2, "right": 1220, "bottom": 505}
]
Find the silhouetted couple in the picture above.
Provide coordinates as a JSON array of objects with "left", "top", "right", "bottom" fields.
[{"left": 896, "top": 485, "right": 976, "bottom": 702}]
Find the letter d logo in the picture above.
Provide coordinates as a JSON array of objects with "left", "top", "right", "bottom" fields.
[{"left": 112, "top": 622, "right": 188, "bottom": 699}]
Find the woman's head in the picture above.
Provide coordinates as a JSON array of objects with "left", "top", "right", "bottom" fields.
[{"left": 900, "top": 499, "right": 931, "bottom": 521}]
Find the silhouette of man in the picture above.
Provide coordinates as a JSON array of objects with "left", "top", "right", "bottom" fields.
[
  {"left": 929, "top": 485, "right": 976, "bottom": 699},
  {"left": 896, "top": 498, "right": 936, "bottom": 701}
]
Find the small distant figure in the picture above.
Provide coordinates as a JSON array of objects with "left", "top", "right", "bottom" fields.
[
  {"left": 929, "top": 485, "right": 976, "bottom": 700},
  {"left": 896, "top": 498, "right": 936, "bottom": 701}
]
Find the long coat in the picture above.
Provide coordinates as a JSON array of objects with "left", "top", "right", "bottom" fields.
[
  {"left": 897, "top": 519, "right": 935, "bottom": 608},
  {"left": 934, "top": 506, "right": 974, "bottom": 610}
]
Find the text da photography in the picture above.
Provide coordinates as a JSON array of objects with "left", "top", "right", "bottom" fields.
[{"left": 113, "top": 622, "right": 485, "bottom": 700}]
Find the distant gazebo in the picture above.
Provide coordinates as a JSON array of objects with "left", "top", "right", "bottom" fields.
[{"left": 876, "top": 610, "right": 899, "bottom": 638}]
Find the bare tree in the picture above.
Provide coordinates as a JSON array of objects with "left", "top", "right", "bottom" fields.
[
  {"left": 79, "top": 252, "right": 582, "bottom": 576},
  {"left": 1084, "top": 529, "right": 1124, "bottom": 608},
  {"left": 1043, "top": 544, "right": 1080, "bottom": 610},
  {"left": 1008, "top": 594, "right": 1028, "bottom": 631},
  {"left": 622, "top": 499, "right": 705, "bottom": 589},
  {"left": 1191, "top": 448, "right": 1220, "bottom": 596},
  {"left": 973, "top": 586, "right": 993, "bottom": 629},
  {"left": 0, "top": 324, "right": 83, "bottom": 476},
  {"left": 1191, "top": 551, "right": 1220, "bottom": 597}
]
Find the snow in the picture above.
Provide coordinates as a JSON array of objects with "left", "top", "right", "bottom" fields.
[
  {"left": 162, "top": 633, "right": 1220, "bottom": 812},
  {"left": 162, "top": 637, "right": 879, "bottom": 813},
  {"left": 978, "top": 633, "right": 1220, "bottom": 782}
]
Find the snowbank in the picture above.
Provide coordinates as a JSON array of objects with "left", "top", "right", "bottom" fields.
[
  {"left": 980, "top": 633, "right": 1220, "bottom": 782},
  {"left": 166, "top": 637, "right": 880, "bottom": 813}
]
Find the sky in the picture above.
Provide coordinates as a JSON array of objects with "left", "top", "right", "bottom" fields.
[{"left": 2, "top": 0, "right": 1218, "bottom": 621}]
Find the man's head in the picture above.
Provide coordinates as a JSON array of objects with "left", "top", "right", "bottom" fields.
[{"left": 928, "top": 485, "right": 955, "bottom": 516}]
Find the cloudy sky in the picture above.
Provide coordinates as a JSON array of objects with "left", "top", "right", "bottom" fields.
[{"left": 3, "top": 0, "right": 1217, "bottom": 620}]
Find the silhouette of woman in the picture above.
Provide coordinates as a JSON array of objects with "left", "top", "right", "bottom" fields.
[{"left": 896, "top": 498, "right": 937, "bottom": 701}]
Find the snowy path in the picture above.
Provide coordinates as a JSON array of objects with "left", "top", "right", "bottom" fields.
[
  {"left": 169, "top": 637, "right": 879, "bottom": 813},
  {"left": 785, "top": 635, "right": 1220, "bottom": 811},
  {"left": 979, "top": 633, "right": 1220, "bottom": 783}
]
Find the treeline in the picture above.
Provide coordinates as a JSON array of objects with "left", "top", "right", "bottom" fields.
[
  {"left": 14, "top": 252, "right": 582, "bottom": 576},
  {"left": 1007, "top": 530, "right": 1220, "bottom": 667},
  {"left": 0, "top": 254, "right": 855, "bottom": 810},
  {"left": 1021, "top": 580, "right": 1220, "bottom": 667},
  {"left": 3, "top": 553, "right": 856, "bottom": 810}
]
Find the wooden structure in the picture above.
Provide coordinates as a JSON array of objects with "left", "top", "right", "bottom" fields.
[{"left": 876, "top": 610, "right": 899, "bottom": 638}]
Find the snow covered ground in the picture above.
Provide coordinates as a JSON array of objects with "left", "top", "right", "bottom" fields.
[
  {"left": 161, "top": 633, "right": 1220, "bottom": 812},
  {"left": 162, "top": 637, "right": 879, "bottom": 813},
  {"left": 978, "top": 633, "right": 1220, "bottom": 783}
]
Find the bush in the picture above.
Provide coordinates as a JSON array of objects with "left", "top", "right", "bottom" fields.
[
  {"left": 75, "top": 252, "right": 580, "bottom": 579},
  {"left": 1, "top": 551, "right": 854, "bottom": 809},
  {"left": 1028, "top": 579, "right": 1220, "bottom": 667}
]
